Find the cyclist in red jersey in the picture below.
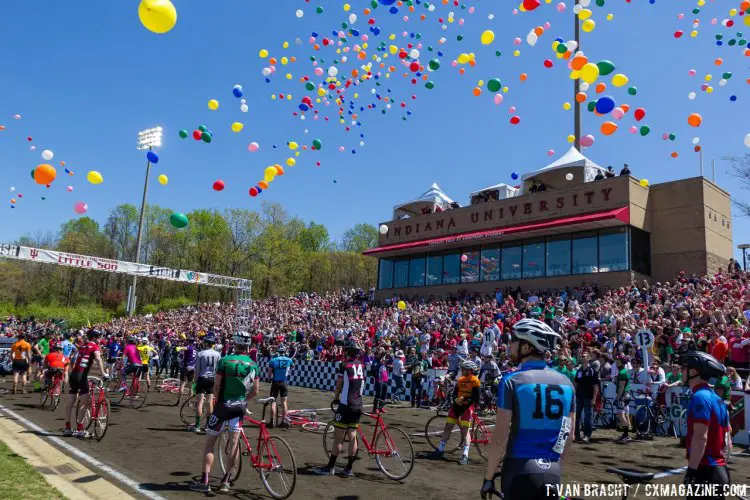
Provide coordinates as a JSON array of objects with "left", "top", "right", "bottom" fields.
[{"left": 63, "top": 329, "right": 108, "bottom": 438}]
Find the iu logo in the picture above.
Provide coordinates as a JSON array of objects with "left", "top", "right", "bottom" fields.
[{"left": 29, "top": 248, "right": 39, "bottom": 260}]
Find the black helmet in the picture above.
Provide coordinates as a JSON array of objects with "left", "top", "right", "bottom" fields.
[
  {"left": 680, "top": 350, "right": 725, "bottom": 380},
  {"left": 87, "top": 328, "right": 103, "bottom": 339},
  {"left": 344, "top": 339, "right": 361, "bottom": 356},
  {"left": 203, "top": 336, "right": 216, "bottom": 345}
]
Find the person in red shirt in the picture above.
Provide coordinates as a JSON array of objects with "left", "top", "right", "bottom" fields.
[
  {"left": 43, "top": 342, "right": 67, "bottom": 390},
  {"left": 63, "top": 329, "right": 108, "bottom": 438}
]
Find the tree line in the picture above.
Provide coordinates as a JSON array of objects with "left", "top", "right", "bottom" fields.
[{"left": 0, "top": 201, "right": 379, "bottom": 312}]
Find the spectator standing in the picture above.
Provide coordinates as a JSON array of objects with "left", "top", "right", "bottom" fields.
[
  {"left": 574, "top": 354, "right": 600, "bottom": 443},
  {"left": 392, "top": 350, "right": 406, "bottom": 401}
]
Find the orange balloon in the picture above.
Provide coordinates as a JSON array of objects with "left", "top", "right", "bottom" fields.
[
  {"left": 671, "top": 152, "right": 679, "bottom": 158},
  {"left": 459, "top": 68, "right": 465, "bottom": 75},
  {"left": 687, "top": 113, "right": 703, "bottom": 127},
  {"left": 575, "top": 92, "right": 587, "bottom": 103},
  {"left": 274, "top": 165, "right": 285, "bottom": 176},
  {"left": 601, "top": 121, "right": 618, "bottom": 136},
  {"left": 620, "top": 104, "right": 631, "bottom": 113},
  {"left": 0, "top": 125, "right": 5, "bottom": 131},
  {"left": 520, "top": 73, "right": 528, "bottom": 81},
  {"left": 714, "top": 58, "right": 723, "bottom": 66},
  {"left": 571, "top": 55, "right": 588, "bottom": 71},
  {"left": 34, "top": 164, "right": 57, "bottom": 185},
  {"left": 472, "top": 87, "right": 481, "bottom": 96},
  {"left": 595, "top": 82, "right": 607, "bottom": 93},
  {"left": 534, "top": 26, "right": 544, "bottom": 36},
  {"left": 269, "top": 57, "right": 277, "bottom": 65},
  {"left": 258, "top": 181, "right": 269, "bottom": 190}
]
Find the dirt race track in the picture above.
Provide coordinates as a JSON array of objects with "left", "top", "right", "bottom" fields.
[{"left": 1, "top": 376, "right": 749, "bottom": 500}]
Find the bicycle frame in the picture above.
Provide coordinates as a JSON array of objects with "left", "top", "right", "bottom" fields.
[
  {"left": 230, "top": 403, "right": 284, "bottom": 472},
  {"left": 342, "top": 411, "right": 395, "bottom": 457}
]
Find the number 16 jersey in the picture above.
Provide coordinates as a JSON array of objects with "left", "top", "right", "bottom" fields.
[
  {"left": 338, "top": 359, "right": 365, "bottom": 411},
  {"left": 497, "top": 359, "right": 575, "bottom": 461}
]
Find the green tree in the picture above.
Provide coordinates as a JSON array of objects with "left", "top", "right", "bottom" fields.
[{"left": 341, "top": 223, "right": 378, "bottom": 253}]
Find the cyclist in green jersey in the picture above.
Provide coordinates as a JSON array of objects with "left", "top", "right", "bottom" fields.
[
  {"left": 615, "top": 354, "right": 632, "bottom": 444},
  {"left": 191, "top": 331, "right": 259, "bottom": 494}
]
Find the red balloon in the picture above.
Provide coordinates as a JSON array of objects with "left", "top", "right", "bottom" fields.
[
  {"left": 27, "top": 136, "right": 33, "bottom": 142},
  {"left": 543, "top": 59, "right": 554, "bottom": 68},
  {"left": 192, "top": 130, "right": 202, "bottom": 140},
  {"left": 510, "top": 116, "right": 521, "bottom": 125},
  {"left": 674, "top": 31, "right": 683, "bottom": 38},
  {"left": 409, "top": 61, "right": 420, "bottom": 72},
  {"left": 523, "top": 0, "right": 541, "bottom": 11},
  {"left": 213, "top": 180, "right": 225, "bottom": 191},
  {"left": 249, "top": 187, "right": 258, "bottom": 197},
  {"left": 634, "top": 108, "right": 646, "bottom": 122}
]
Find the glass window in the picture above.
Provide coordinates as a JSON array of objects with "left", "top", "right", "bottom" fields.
[
  {"left": 409, "top": 257, "right": 426, "bottom": 287},
  {"left": 461, "top": 250, "right": 480, "bottom": 283},
  {"left": 572, "top": 232, "right": 598, "bottom": 274},
  {"left": 546, "top": 236, "right": 571, "bottom": 276},
  {"left": 501, "top": 245, "right": 522, "bottom": 280},
  {"left": 442, "top": 253, "right": 460, "bottom": 285},
  {"left": 426, "top": 256, "right": 443, "bottom": 286},
  {"left": 599, "top": 228, "right": 629, "bottom": 272},
  {"left": 480, "top": 247, "right": 501, "bottom": 281},
  {"left": 378, "top": 259, "right": 393, "bottom": 289},
  {"left": 393, "top": 259, "right": 409, "bottom": 288},
  {"left": 630, "top": 227, "right": 651, "bottom": 276},
  {"left": 522, "top": 239, "right": 545, "bottom": 278}
]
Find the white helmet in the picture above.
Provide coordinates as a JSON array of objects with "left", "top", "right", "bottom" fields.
[
  {"left": 233, "top": 331, "right": 252, "bottom": 346},
  {"left": 511, "top": 319, "right": 560, "bottom": 354}
]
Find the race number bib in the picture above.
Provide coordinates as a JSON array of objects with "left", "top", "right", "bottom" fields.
[
  {"left": 552, "top": 415, "right": 571, "bottom": 455},
  {"left": 242, "top": 368, "right": 257, "bottom": 392}
]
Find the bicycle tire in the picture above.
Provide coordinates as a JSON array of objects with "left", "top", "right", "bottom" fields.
[
  {"left": 374, "top": 425, "right": 414, "bottom": 481},
  {"left": 301, "top": 420, "right": 325, "bottom": 434},
  {"left": 323, "top": 421, "right": 360, "bottom": 459},
  {"left": 676, "top": 409, "right": 688, "bottom": 439},
  {"left": 40, "top": 387, "right": 49, "bottom": 409},
  {"left": 425, "top": 414, "right": 462, "bottom": 452},
  {"left": 111, "top": 379, "right": 128, "bottom": 406},
  {"left": 258, "top": 436, "right": 297, "bottom": 500},
  {"left": 129, "top": 380, "right": 147, "bottom": 409},
  {"left": 51, "top": 387, "right": 61, "bottom": 412},
  {"left": 217, "top": 430, "right": 243, "bottom": 484},
  {"left": 472, "top": 419, "right": 492, "bottom": 461},
  {"left": 180, "top": 395, "right": 197, "bottom": 426},
  {"left": 94, "top": 398, "right": 110, "bottom": 441},
  {"left": 634, "top": 405, "right": 651, "bottom": 435},
  {"left": 76, "top": 398, "right": 92, "bottom": 430}
]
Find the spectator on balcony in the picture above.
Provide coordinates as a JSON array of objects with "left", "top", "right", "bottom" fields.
[
  {"left": 605, "top": 166, "right": 616, "bottom": 178},
  {"left": 537, "top": 181, "right": 547, "bottom": 192},
  {"left": 594, "top": 170, "right": 605, "bottom": 181},
  {"left": 620, "top": 163, "right": 631, "bottom": 176},
  {"left": 529, "top": 181, "right": 539, "bottom": 193}
]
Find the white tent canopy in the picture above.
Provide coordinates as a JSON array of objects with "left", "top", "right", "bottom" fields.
[
  {"left": 393, "top": 182, "right": 455, "bottom": 219},
  {"left": 521, "top": 146, "right": 606, "bottom": 193},
  {"left": 470, "top": 183, "right": 519, "bottom": 200}
]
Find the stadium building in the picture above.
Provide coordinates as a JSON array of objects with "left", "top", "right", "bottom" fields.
[{"left": 365, "top": 147, "right": 733, "bottom": 299}]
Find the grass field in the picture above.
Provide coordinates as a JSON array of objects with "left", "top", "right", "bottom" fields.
[{"left": 0, "top": 440, "right": 65, "bottom": 500}]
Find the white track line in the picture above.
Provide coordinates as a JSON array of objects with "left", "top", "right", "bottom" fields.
[{"left": 0, "top": 404, "right": 167, "bottom": 500}]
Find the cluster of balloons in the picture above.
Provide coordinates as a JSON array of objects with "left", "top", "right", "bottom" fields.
[{"left": 179, "top": 125, "right": 214, "bottom": 143}]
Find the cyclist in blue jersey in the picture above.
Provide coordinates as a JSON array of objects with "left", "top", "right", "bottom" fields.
[
  {"left": 267, "top": 345, "right": 294, "bottom": 429},
  {"left": 680, "top": 350, "right": 732, "bottom": 496},
  {"left": 481, "top": 319, "right": 575, "bottom": 500}
]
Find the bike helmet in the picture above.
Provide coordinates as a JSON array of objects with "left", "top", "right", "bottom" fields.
[
  {"left": 344, "top": 339, "right": 362, "bottom": 356},
  {"left": 680, "top": 350, "right": 726, "bottom": 380},
  {"left": 616, "top": 354, "right": 630, "bottom": 364},
  {"left": 203, "top": 336, "right": 216, "bottom": 345},
  {"left": 277, "top": 345, "right": 287, "bottom": 355},
  {"left": 460, "top": 360, "right": 478, "bottom": 372},
  {"left": 233, "top": 331, "right": 252, "bottom": 346},
  {"left": 87, "top": 328, "right": 103, "bottom": 339},
  {"left": 511, "top": 319, "right": 560, "bottom": 354}
]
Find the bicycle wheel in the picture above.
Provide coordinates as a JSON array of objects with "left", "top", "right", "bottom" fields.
[
  {"left": 472, "top": 419, "right": 492, "bottom": 462},
  {"left": 301, "top": 420, "right": 325, "bottom": 434},
  {"left": 40, "top": 387, "right": 49, "bottom": 409},
  {"left": 111, "top": 378, "right": 128, "bottom": 406},
  {"left": 425, "top": 414, "right": 462, "bottom": 452},
  {"left": 217, "top": 430, "right": 243, "bottom": 484},
  {"left": 323, "top": 421, "right": 359, "bottom": 459},
  {"left": 129, "top": 380, "right": 147, "bottom": 409},
  {"left": 51, "top": 385, "right": 61, "bottom": 411},
  {"left": 180, "top": 395, "right": 198, "bottom": 426},
  {"left": 374, "top": 426, "right": 414, "bottom": 481},
  {"left": 634, "top": 406, "right": 651, "bottom": 435},
  {"left": 76, "top": 399, "right": 92, "bottom": 430},
  {"left": 258, "top": 436, "right": 297, "bottom": 500},
  {"left": 94, "top": 399, "right": 110, "bottom": 441},
  {"left": 676, "top": 409, "right": 688, "bottom": 439}
]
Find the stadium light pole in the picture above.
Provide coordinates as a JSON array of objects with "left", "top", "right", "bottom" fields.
[{"left": 128, "top": 126, "right": 163, "bottom": 316}]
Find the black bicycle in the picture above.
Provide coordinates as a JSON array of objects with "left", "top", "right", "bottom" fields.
[{"left": 632, "top": 391, "right": 676, "bottom": 438}]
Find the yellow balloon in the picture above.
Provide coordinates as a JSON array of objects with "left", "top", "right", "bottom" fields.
[
  {"left": 580, "top": 63, "right": 600, "bottom": 84},
  {"left": 286, "top": 157, "right": 296, "bottom": 167},
  {"left": 640, "top": 179, "right": 649, "bottom": 188},
  {"left": 745, "top": 15, "right": 750, "bottom": 27},
  {"left": 457, "top": 53, "right": 470, "bottom": 64},
  {"left": 259, "top": 49, "right": 269, "bottom": 58},
  {"left": 288, "top": 141, "right": 299, "bottom": 150},
  {"left": 563, "top": 102, "right": 572, "bottom": 110},
  {"left": 397, "top": 300, "right": 406, "bottom": 310},
  {"left": 611, "top": 74, "right": 629, "bottom": 87},
  {"left": 567, "top": 135, "right": 575, "bottom": 143},
  {"left": 208, "top": 99, "right": 219, "bottom": 110},
  {"left": 158, "top": 174, "right": 168, "bottom": 185},
  {"left": 138, "top": 0, "right": 177, "bottom": 34},
  {"left": 87, "top": 171, "right": 104, "bottom": 185},
  {"left": 480, "top": 30, "right": 495, "bottom": 45},
  {"left": 231, "top": 122, "right": 244, "bottom": 133},
  {"left": 578, "top": 8, "right": 593, "bottom": 20},
  {"left": 581, "top": 19, "right": 596, "bottom": 33}
]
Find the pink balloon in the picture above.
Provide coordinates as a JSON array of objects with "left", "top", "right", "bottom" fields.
[
  {"left": 74, "top": 202, "right": 88, "bottom": 214},
  {"left": 688, "top": 69, "right": 696, "bottom": 76},
  {"left": 493, "top": 94, "right": 504, "bottom": 105},
  {"left": 468, "top": 6, "right": 475, "bottom": 13},
  {"left": 580, "top": 134, "right": 595, "bottom": 147},
  {"left": 461, "top": 254, "right": 468, "bottom": 263},
  {"left": 67, "top": 186, "right": 73, "bottom": 192},
  {"left": 629, "top": 126, "right": 638, "bottom": 134},
  {"left": 509, "top": 106, "right": 517, "bottom": 113},
  {"left": 611, "top": 107, "right": 625, "bottom": 120},
  {"left": 662, "top": 133, "right": 669, "bottom": 140},
  {"left": 248, "top": 142, "right": 260, "bottom": 152},
  {"left": 557, "top": 2, "right": 566, "bottom": 12},
  {"left": 544, "top": 22, "right": 551, "bottom": 30},
  {"left": 547, "top": 149, "right": 555, "bottom": 156},
  {"left": 513, "top": 37, "right": 522, "bottom": 46},
  {"left": 677, "top": 13, "right": 685, "bottom": 20}
]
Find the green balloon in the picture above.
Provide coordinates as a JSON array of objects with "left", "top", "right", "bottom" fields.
[
  {"left": 495, "top": 50, "right": 502, "bottom": 57},
  {"left": 428, "top": 59, "right": 441, "bottom": 71},
  {"left": 305, "top": 82, "right": 315, "bottom": 91},
  {"left": 597, "top": 60, "right": 616, "bottom": 76},
  {"left": 556, "top": 43, "right": 568, "bottom": 54},
  {"left": 639, "top": 125, "right": 651, "bottom": 137},
  {"left": 201, "top": 131, "right": 212, "bottom": 143},
  {"left": 178, "top": 129, "right": 188, "bottom": 139},
  {"left": 425, "top": 81, "right": 435, "bottom": 89},
  {"left": 669, "top": 133, "right": 676, "bottom": 141},
  {"left": 487, "top": 78, "right": 502, "bottom": 93},
  {"left": 31, "top": 169, "right": 36, "bottom": 180},
  {"left": 170, "top": 212, "right": 189, "bottom": 229},
  {"left": 595, "top": 0, "right": 605, "bottom": 6},
  {"left": 628, "top": 86, "right": 638, "bottom": 96},
  {"left": 316, "top": 6, "right": 323, "bottom": 13},
  {"left": 312, "top": 138, "right": 322, "bottom": 150},
  {"left": 198, "top": 124, "right": 207, "bottom": 132},
  {"left": 587, "top": 101, "right": 597, "bottom": 112}
]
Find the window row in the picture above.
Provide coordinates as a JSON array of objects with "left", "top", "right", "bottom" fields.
[{"left": 378, "top": 227, "right": 633, "bottom": 289}]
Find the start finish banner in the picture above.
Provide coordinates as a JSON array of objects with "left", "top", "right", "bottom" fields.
[{"left": 0, "top": 244, "right": 209, "bottom": 285}]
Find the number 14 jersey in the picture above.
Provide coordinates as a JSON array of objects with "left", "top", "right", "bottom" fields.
[
  {"left": 338, "top": 360, "right": 365, "bottom": 411},
  {"left": 497, "top": 359, "right": 575, "bottom": 461}
]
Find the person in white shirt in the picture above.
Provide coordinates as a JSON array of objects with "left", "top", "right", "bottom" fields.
[
  {"left": 630, "top": 358, "right": 650, "bottom": 385},
  {"left": 648, "top": 358, "right": 666, "bottom": 386},
  {"left": 480, "top": 325, "right": 496, "bottom": 357},
  {"left": 391, "top": 351, "right": 406, "bottom": 401}
]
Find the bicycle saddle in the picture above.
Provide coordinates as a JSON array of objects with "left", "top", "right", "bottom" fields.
[
  {"left": 606, "top": 468, "right": 655, "bottom": 484},
  {"left": 258, "top": 397, "right": 276, "bottom": 405}
]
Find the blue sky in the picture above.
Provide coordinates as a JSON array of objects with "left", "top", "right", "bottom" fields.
[{"left": 1, "top": 1, "right": 749, "bottom": 259}]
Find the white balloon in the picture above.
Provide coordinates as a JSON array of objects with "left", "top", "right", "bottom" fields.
[
  {"left": 9, "top": 187, "right": 15, "bottom": 192},
  {"left": 349, "top": 13, "right": 357, "bottom": 24},
  {"left": 240, "top": 104, "right": 249, "bottom": 113},
  {"left": 580, "top": 0, "right": 591, "bottom": 7},
  {"left": 41, "top": 149, "right": 54, "bottom": 161},
  {"left": 328, "top": 66, "right": 338, "bottom": 77},
  {"left": 379, "top": 225, "right": 389, "bottom": 235},
  {"left": 719, "top": 79, "right": 727, "bottom": 87},
  {"left": 262, "top": 67, "right": 272, "bottom": 76},
  {"left": 409, "top": 49, "right": 420, "bottom": 59},
  {"left": 745, "top": 133, "right": 750, "bottom": 149},
  {"left": 526, "top": 32, "right": 538, "bottom": 46},
  {"left": 580, "top": 82, "right": 590, "bottom": 92},
  {"left": 295, "top": 9, "right": 304, "bottom": 18},
  {"left": 573, "top": 4, "right": 583, "bottom": 14},
  {"left": 688, "top": 92, "right": 696, "bottom": 100},
  {"left": 692, "top": 137, "right": 700, "bottom": 145},
  {"left": 488, "top": 13, "right": 495, "bottom": 20},
  {"left": 565, "top": 173, "right": 574, "bottom": 181}
]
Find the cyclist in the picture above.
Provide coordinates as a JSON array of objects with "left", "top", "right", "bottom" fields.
[
  {"left": 430, "top": 360, "right": 482, "bottom": 465},
  {"left": 137, "top": 336, "right": 157, "bottom": 391},
  {"left": 42, "top": 341, "right": 67, "bottom": 390},
  {"left": 267, "top": 345, "right": 294, "bottom": 429},
  {"left": 33, "top": 331, "right": 51, "bottom": 382},
  {"left": 480, "top": 318, "right": 574, "bottom": 500},
  {"left": 191, "top": 331, "right": 259, "bottom": 494},
  {"left": 681, "top": 351, "right": 732, "bottom": 494},
  {"left": 175, "top": 338, "right": 196, "bottom": 407},
  {"left": 106, "top": 336, "right": 122, "bottom": 373},
  {"left": 614, "top": 354, "right": 632, "bottom": 444},
  {"left": 313, "top": 340, "right": 365, "bottom": 477},
  {"left": 10, "top": 333, "right": 32, "bottom": 394},
  {"left": 191, "top": 336, "right": 221, "bottom": 433},
  {"left": 64, "top": 329, "right": 108, "bottom": 438},
  {"left": 120, "top": 336, "right": 141, "bottom": 392}
]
